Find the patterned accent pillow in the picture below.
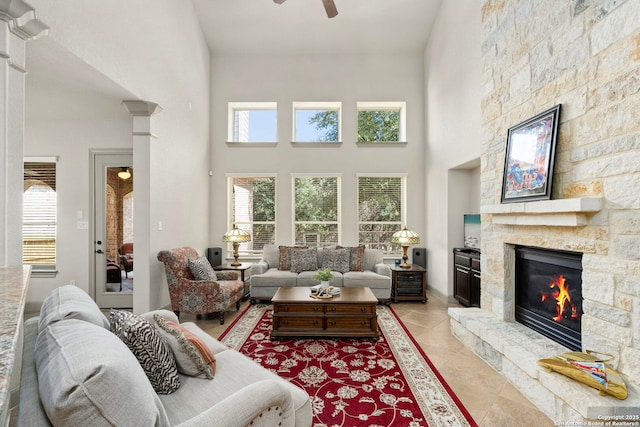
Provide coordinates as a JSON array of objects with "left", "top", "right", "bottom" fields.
[
  {"left": 153, "top": 314, "right": 215, "bottom": 379},
  {"left": 290, "top": 248, "right": 318, "bottom": 273},
  {"left": 278, "top": 246, "right": 307, "bottom": 270},
  {"left": 339, "top": 245, "right": 365, "bottom": 271},
  {"left": 110, "top": 310, "right": 181, "bottom": 394},
  {"left": 188, "top": 256, "right": 217, "bottom": 281},
  {"left": 322, "top": 247, "right": 350, "bottom": 273}
]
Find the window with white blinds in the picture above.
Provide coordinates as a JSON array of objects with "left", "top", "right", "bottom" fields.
[
  {"left": 357, "top": 175, "right": 406, "bottom": 252},
  {"left": 24, "top": 160, "right": 57, "bottom": 270},
  {"left": 293, "top": 175, "right": 340, "bottom": 247},
  {"left": 229, "top": 175, "right": 276, "bottom": 253}
]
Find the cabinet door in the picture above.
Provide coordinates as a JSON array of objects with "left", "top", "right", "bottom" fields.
[
  {"left": 470, "top": 269, "right": 481, "bottom": 307},
  {"left": 455, "top": 266, "right": 471, "bottom": 306}
]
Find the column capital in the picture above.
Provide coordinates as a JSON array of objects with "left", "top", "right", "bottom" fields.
[
  {"left": 121, "top": 100, "right": 163, "bottom": 117},
  {"left": 0, "top": 0, "right": 49, "bottom": 40}
]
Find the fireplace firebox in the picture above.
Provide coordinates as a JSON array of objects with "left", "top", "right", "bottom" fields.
[{"left": 515, "top": 246, "right": 583, "bottom": 351}]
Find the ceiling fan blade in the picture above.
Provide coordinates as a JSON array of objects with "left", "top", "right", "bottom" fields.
[
  {"left": 273, "top": 0, "right": 286, "bottom": 4},
  {"left": 322, "top": 0, "right": 338, "bottom": 18}
]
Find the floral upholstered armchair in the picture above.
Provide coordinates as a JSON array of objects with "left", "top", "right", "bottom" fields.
[{"left": 157, "top": 247, "right": 244, "bottom": 324}]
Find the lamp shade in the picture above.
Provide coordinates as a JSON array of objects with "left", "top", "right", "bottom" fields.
[
  {"left": 222, "top": 226, "right": 251, "bottom": 243},
  {"left": 391, "top": 227, "right": 420, "bottom": 245}
]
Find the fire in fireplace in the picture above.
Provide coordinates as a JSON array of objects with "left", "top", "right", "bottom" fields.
[{"left": 515, "top": 246, "right": 583, "bottom": 351}]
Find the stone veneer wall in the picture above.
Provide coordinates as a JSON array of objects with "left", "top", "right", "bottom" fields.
[{"left": 450, "top": 0, "right": 640, "bottom": 421}]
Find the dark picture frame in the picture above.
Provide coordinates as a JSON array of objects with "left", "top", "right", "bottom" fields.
[{"left": 501, "top": 104, "right": 561, "bottom": 203}]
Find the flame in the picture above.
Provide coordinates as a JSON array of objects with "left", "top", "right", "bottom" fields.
[{"left": 541, "top": 275, "right": 580, "bottom": 322}]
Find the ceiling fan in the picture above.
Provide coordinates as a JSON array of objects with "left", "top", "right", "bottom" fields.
[{"left": 273, "top": 0, "right": 338, "bottom": 19}]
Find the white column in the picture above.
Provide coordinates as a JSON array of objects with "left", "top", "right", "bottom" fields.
[
  {"left": 0, "top": 1, "right": 48, "bottom": 267},
  {"left": 121, "top": 100, "right": 162, "bottom": 313}
]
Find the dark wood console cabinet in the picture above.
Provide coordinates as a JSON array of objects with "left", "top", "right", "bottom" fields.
[
  {"left": 392, "top": 265, "right": 427, "bottom": 303},
  {"left": 453, "top": 248, "right": 481, "bottom": 307}
]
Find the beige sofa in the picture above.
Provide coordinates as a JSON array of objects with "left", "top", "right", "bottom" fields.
[
  {"left": 250, "top": 245, "right": 392, "bottom": 302},
  {"left": 18, "top": 285, "right": 312, "bottom": 427}
]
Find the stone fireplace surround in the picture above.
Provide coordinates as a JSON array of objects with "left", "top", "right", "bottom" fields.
[{"left": 448, "top": 197, "right": 640, "bottom": 422}]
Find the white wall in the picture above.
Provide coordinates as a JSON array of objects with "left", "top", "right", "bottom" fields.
[
  {"left": 25, "top": 1, "right": 211, "bottom": 312},
  {"left": 209, "top": 54, "right": 426, "bottom": 252},
  {"left": 424, "top": 2, "right": 482, "bottom": 299}
]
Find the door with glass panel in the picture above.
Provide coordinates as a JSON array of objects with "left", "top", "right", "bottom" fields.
[{"left": 93, "top": 152, "right": 133, "bottom": 308}]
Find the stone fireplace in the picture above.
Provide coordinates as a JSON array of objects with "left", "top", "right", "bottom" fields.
[
  {"left": 449, "top": 198, "right": 640, "bottom": 421},
  {"left": 454, "top": 0, "right": 640, "bottom": 422}
]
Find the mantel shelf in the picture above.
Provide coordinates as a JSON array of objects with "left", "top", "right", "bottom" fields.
[{"left": 481, "top": 197, "right": 603, "bottom": 227}]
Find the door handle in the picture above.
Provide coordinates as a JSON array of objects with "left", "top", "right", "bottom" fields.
[{"left": 96, "top": 249, "right": 104, "bottom": 254}]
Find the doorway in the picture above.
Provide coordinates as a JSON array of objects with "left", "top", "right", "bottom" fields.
[{"left": 92, "top": 151, "right": 134, "bottom": 308}]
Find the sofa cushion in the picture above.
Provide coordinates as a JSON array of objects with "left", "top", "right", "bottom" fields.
[
  {"left": 188, "top": 256, "right": 217, "bottom": 281},
  {"left": 339, "top": 245, "right": 365, "bottom": 271},
  {"left": 36, "top": 319, "right": 170, "bottom": 427},
  {"left": 38, "top": 284, "right": 109, "bottom": 332},
  {"left": 110, "top": 309, "right": 181, "bottom": 394},
  {"left": 278, "top": 246, "right": 307, "bottom": 270},
  {"left": 154, "top": 314, "right": 216, "bottom": 379},
  {"left": 364, "top": 248, "right": 384, "bottom": 271},
  {"left": 321, "top": 247, "right": 350, "bottom": 273},
  {"left": 290, "top": 247, "right": 318, "bottom": 273},
  {"left": 262, "top": 244, "right": 280, "bottom": 269}
]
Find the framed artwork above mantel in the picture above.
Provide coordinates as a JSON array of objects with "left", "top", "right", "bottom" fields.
[{"left": 501, "top": 104, "right": 561, "bottom": 203}]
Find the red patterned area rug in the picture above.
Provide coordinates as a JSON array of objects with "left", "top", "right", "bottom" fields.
[{"left": 219, "top": 304, "right": 477, "bottom": 427}]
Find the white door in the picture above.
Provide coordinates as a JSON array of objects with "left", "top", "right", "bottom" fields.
[{"left": 93, "top": 151, "right": 134, "bottom": 308}]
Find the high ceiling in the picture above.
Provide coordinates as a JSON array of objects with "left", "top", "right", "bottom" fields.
[{"left": 190, "top": 0, "right": 443, "bottom": 55}]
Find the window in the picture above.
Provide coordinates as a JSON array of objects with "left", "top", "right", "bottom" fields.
[
  {"left": 293, "top": 175, "right": 340, "bottom": 246},
  {"left": 228, "top": 175, "right": 276, "bottom": 253},
  {"left": 228, "top": 102, "right": 277, "bottom": 142},
  {"left": 357, "top": 174, "right": 406, "bottom": 251},
  {"left": 357, "top": 102, "right": 406, "bottom": 143},
  {"left": 293, "top": 102, "right": 341, "bottom": 142},
  {"left": 24, "top": 158, "right": 58, "bottom": 273}
]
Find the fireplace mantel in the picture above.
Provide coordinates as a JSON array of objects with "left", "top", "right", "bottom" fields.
[{"left": 481, "top": 197, "right": 602, "bottom": 227}]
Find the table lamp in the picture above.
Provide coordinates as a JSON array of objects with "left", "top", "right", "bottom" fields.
[
  {"left": 391, "top": 226, "right": 420, "bottom": 268},
  {"left": 222, "top": 225, "right": 251, "bottom": 266}
]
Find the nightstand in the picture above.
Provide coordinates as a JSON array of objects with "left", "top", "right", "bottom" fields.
[
  {"left": 213, "top": 262, "right": 252, "bottom": 299},
  {"left": 392, "top": 265, "right": 427, "bottom": 303}
]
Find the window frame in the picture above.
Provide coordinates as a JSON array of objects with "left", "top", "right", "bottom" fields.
[
  {"left": 291, "top": 173, "right": 342, "bottom": 247},
  {"left": 23, "top": 156, "right": 59, "bottom": 277},
  {"left": 292, "top": 101, "right": 342, "bottom": 143},
  {"left": 227, "top": 102, "right": 278, "bottom": 143},
  {"left": 356, "top": 101, "right": 406, "bottom": 143},
  {"left": 227, "top": 173, "right": 277, "bottom": 256},
  {"left": 356, "top": 173, "right": 407, "bottom": 253}
]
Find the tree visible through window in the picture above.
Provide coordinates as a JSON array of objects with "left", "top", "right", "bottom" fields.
[
  {"left": 294, "top": 176, "right": 340, "bottom": 246},
  {"left": 357, "top": 102, "right": 405, "bottom": 143},
  {"left": 24, "top": 161, "right": 57, "bottom": 270},
  {"left": 230, "top": 176, "right": 276, "bottom": 252},
  {"left": 358, "top": 176, "right": 405, "bottom": 251},
  {"left": 294, "top": 102, "right": 341, "bottom": 142}
]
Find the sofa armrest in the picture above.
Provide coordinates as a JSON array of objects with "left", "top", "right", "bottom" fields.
[
  {"left": 374, "top": 263, "right": 392, "bottom": 277},
  {"left": 252, "top": 259, "right": 269, "bottom": 275},
  {"left": 177, "top": 278, "right": 222, "bottom": 296},
  {"left": 215, "top": 270, "right": 239, "bottom": 281},
  {"left": 175, "top": 380, "right": 295, "bottom": 427}
]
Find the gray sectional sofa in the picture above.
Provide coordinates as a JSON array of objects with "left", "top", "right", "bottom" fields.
[
  {"left": 18, "top": 285, "right": 312, "bottom": 427},
  {"left": 250, "top": 245, "right": 392, "bottom": 302}
]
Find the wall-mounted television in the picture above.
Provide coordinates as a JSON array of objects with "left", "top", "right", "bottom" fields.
[{"left": 464, "top": 214, "right": 481, "bottom": 249}]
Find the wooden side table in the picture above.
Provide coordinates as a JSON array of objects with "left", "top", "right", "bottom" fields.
[
  {"left": 392, "top": 265, "right": 427, "bottom": 303},
  {"left": 213, "top": 262, "right": 252, "bottom": 299}
]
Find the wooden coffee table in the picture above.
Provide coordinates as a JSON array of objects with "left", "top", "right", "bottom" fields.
[{"left": 270, "top": 287, "right": 379, "bottom": 340}]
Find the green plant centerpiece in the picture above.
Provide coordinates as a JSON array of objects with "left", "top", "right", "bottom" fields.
[{"left": 314, "top": 268, "right": 333, "bottom": 284}]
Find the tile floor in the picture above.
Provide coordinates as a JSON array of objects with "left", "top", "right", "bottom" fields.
[{"left": 186, "top": 291, "right": 555, "bottom": 427}]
